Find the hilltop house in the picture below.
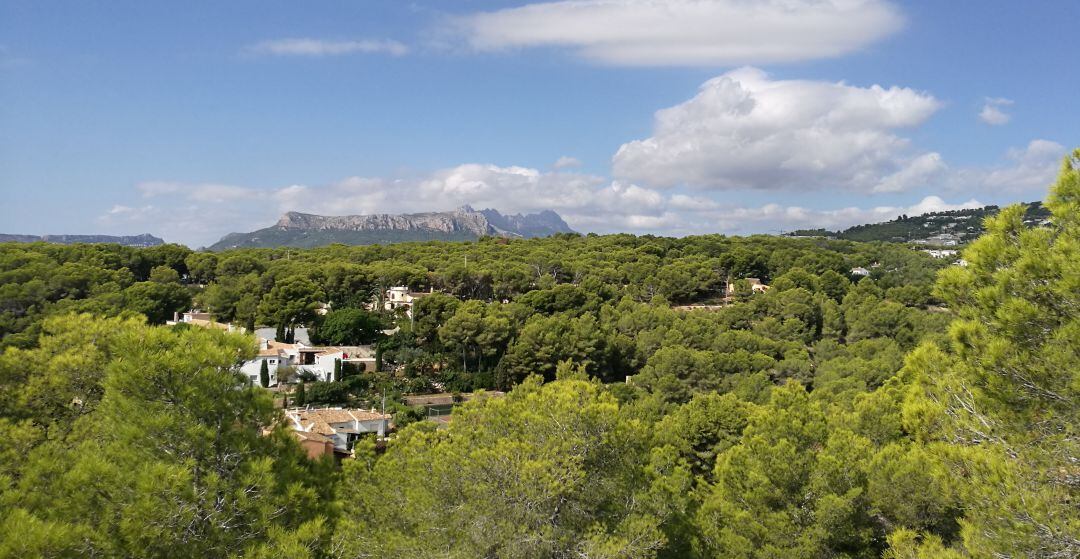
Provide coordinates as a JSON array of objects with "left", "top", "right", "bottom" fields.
[
  {"left": 850, "top": 267, "right": 871, "bottom": 277},
  {"left": 923, "top": 249, "right": 959, "bottom": 259},
  {"left": 726, "top": 278, "right": 770, "bottom": 296},
  {"left": 240, "top": 339, "right": 299, "bottom": 386},
  {"left": 311, "top": 346, "right": 378, "bottom": 382},
  {"left": 240, "top": 338, "right": 378, "bottom": 385},
  {"left": 285, "top": 407, "right": 391, "bottom": 456},
  {"left": 167, "top": 310, "right": 246, "bottom": 334},
  {"left": 384, "top": 286, "right": 432, "bottom": 318}
]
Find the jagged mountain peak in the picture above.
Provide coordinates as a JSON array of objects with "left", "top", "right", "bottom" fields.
[{"left": 210, "top": 207, "right": 575, "bottom": 250}]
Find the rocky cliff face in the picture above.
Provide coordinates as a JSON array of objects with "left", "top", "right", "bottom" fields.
[
  {"left": 275, "top": 207, "right": 501, "bottom": 236},
  {"left": 209, "top": 207, "right": 575, "bottom": 250}
]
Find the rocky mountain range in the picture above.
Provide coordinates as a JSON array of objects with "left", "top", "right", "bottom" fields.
[
  {"left": 0, "top": 233, "right": 164, "bottom": 247},
  {"left": 208, "top": 206, "right": 575, "bottom": 250}
]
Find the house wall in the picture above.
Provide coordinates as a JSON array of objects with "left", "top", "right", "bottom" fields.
[
  {"left": 299, "top": 438, "right": 333, "bottom": 459},
  {"left": 313, "top": 353, "right": 342, "bottom": 382},
  {"left": 240, "top": 356, "right": 279, "bottom": 386}
]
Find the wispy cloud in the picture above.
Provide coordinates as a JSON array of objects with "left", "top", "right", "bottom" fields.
[
  {"left": 552, "top": 156, "right": 582, "bottom": 170},
  {"left": 979, "top": 97, "right": 1014, "bottom": 125},
  {"left": 244, "top": 38, "right": 408, "bottom": 57},
  {"left": 948, "top": 139, "right": 1065, "bottom": 193},
  {"left": 451, "top": 0, "right": 904, "bottom": 66}
]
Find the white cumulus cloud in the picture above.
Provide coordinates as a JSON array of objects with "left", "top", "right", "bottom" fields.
[
  {"left": 979, "top": 97, "right": 1013, "bottom": 125},
  {"left": 454, "top": 0, "right": 904, "bottom": 66},
  {"left": 948, "top": 139, "right": 1066, "bottom": 194},
  {"left": 553, "top": 156, "right": 583, "bottom": 169},
  {"left": 612, "top": 67, "right": 942, "bottom": 192},
  {"left": 106, "top": 163, "right": 998, "bottom": 246},
  {"left": 245, "top": 38, "right": 408, "bottom": 57}
]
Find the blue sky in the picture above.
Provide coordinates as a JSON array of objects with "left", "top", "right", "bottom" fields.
[{"left": 1, "top": 0, "right": 1077, "bottom": 247}]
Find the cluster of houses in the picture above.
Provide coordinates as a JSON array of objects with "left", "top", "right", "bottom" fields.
[
  {"left": 172, "top": 284, "right": 432, "bottom": 387},
  {"left": 285, "top": 406, "right": 392, "bottom": 459},
  {"left": 241, "top": 338, "right": 377, "bottom": 386},
  {"left": 912, "top": 232, "right": 962, "bottom": 246},
  {"left": 169, "top": 311, "right": 378, "bottom": 386},
  {"left": 284, "top": 391, "right": 505, "bottom": 459}
]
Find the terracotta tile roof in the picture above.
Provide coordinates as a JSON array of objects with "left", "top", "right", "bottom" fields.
[
  {"left": 294, "top": 430, "right": 332, "bottom": 444},
  {"left": 313, "top": 346, "right": 376, "bottom": 358},
  {"left": 313, "top": 347, "right": 342, "bottom": 357},
  {"left": 286, "top": 408, "right": 391, "bottom": 436}
]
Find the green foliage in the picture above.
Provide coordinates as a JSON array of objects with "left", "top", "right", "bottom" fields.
[
  {"left": 311, "top": 307, "right": 382, "bottom": 346},
  {"left": 258, "top": 276, "right": 324, "bottom": 334},
  {"left": 789, "top": 201, "right": 1050, "bottom": 243},
  {"left": 122, "top": 280, "right": 191, "bottom": 324},
  {"left": 260, "top": 359, "right": 270, "bottom": 388},
  {"left": 0, "top": 315, "right": 334, "bottom": 557},
  {"left": 4, "top": 180, "right": 1065, "bottom": 557},
  {"left": 303, "top": 381, "right": 350, "bottom": 405},
  {"left": 294, "top": 381, "right": 306, "bottom": 407},
  {"left": 902, "top": 150, "right": 1080, "bottom": 557},
  {"left": 335, "top": 377, "right": 676, "bottom": 558}
]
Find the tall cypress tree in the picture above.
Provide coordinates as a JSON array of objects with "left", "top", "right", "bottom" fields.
[
  {"left": 295, "top": 382, "right": 306, "bottom": 407},
  {"left": 259, "top": 359, "right": 270, "bottom": 388}
]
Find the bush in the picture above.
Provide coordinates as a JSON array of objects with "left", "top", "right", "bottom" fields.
[{"left": 304, "top": 381, "right": 351, "bottom": 405}]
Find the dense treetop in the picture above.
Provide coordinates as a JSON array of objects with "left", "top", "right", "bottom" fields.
[{"left": 1, "top": 150, "right": 1076, "bottom": 558}]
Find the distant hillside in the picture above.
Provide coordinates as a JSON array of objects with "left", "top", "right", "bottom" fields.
[
  {"left": 0, "top": 233, "right": 164, "bottom": 247},
  {"left": 788, "top": 202, "right": 1050, "bottom": 244},
  {"left": 209, "top": 206, "right": 576, "bottom": 250}
]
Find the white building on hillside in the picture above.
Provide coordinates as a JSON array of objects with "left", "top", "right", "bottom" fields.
[
  {"left": 384, "top": 286, "right": 432, "bottom": 318},
  {"left": 285, "top": 407, "right": 391, "bottom": 454}
]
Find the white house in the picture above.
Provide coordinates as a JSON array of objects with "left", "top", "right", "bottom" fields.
[
  {"left": 285, "top": 407, "right": 391, "bottom": 454},
  {"left": 167, "top": 310, "right": 246, "bottom": 334},
  {"left": 384, "top": 286, "right": 431, "bottom": 318},
  {"left": 240, "top": 338, "right": 299, "bottom": 386},
  {"left": 850, "top": 267, "right": 871, "bottom": 277},
  {"left": 240, "top": 338, "right": 377, "bottom": 386},
  {"left": 923, "top": 249, "right": 959, "bottom": 259},
  {"left": 726, "top": 278, "right": 770, "bottom": 296},
  {"left": 311, "top": 346, "right": 378, "bottom": 381}
]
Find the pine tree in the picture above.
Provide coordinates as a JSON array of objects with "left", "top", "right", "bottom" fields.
[
  {"left": 333, "top": 358, "right": 341, "bottom": 382},
  {"left": 902, "top": 149, "right": 1080, "bottom": 557},
  {"left": 0, "top": 316, "right": 334, "bottom": 556}
]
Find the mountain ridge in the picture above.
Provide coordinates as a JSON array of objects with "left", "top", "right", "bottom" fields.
[
  {"left": 0, "top": 233, "right": 164, "bottom": 247},
  {"left": 787, "top": 201, "right": 1050, "bottom": 244},
  {"left": 209, "top": 207, "right": 575, "bottom": 250}
]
